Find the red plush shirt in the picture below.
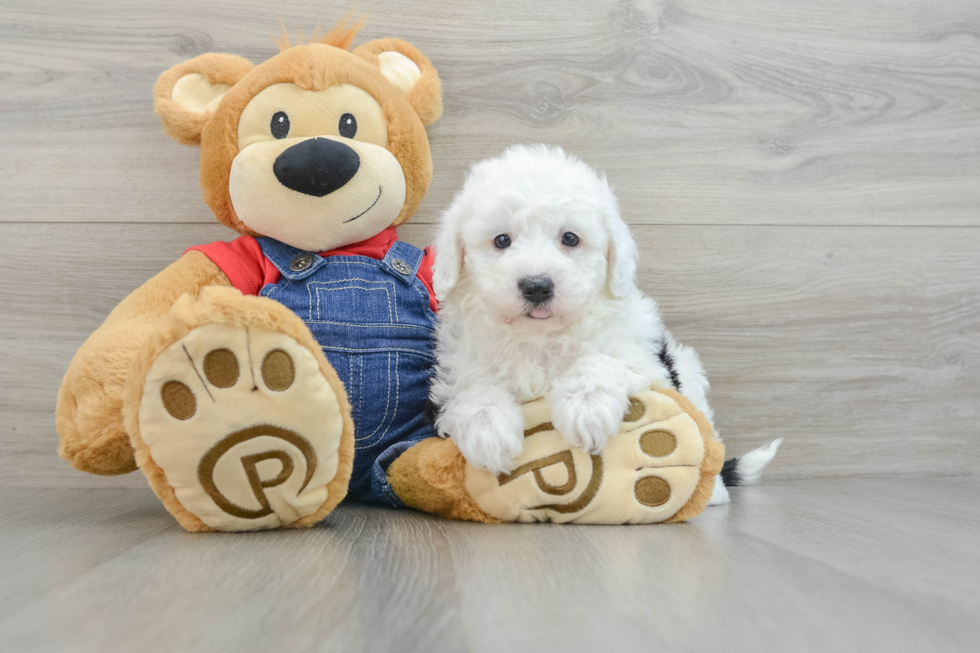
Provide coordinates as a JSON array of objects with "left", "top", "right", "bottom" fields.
[{"left": 186, "top": 227, "right": 437, "bottom": 312}]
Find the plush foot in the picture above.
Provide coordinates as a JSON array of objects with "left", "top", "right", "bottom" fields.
[
  {"left": 388, "top": 388, "right": 724, "bottom": 524},
  {"left": 123, "top": 287, "right": 354, "bottom": 532}
]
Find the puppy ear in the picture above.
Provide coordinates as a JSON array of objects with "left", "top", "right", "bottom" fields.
[
  {"left": 153, "top": 53, "right": 254, "bottom": 145},
  {"left": 606, "top": 205, "right": 639, "bottom": 299},
  {"left": 353, "top": 38, "right": 443, "bottom": 126},
  {"left": 433, "top": 203, "right": 466, "bottom": 301}
]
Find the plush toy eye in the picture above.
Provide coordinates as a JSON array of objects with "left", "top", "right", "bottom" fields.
[
  {"left": 271, "top": 111, "right": 290, "bottom": 139},
  {"left": 561, "top": 232, "right": 580, "bottom": 247},
  {"left": 494, "top": 234, "right": 512, "bottom": 249},
  {"left": 339, "top": 113, "right": 357, "bottom": 139}
]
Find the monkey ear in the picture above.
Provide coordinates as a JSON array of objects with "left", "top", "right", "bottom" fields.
[
  {"left": 153, "top": 53, "right": 254, "bottom": 145},
  {"left": 353, "top": 38, "right": 443, "bottom": 126}
]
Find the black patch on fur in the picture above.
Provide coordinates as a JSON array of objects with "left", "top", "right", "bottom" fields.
[
  {"left": 658, "top": 339, "right": 682, "bottom": 391},
  {"left": 721, "top": 457, "right": 741, "bottom": 487},
  {"left": 421, "top": 397, "right": 439, "bottom": 427}
]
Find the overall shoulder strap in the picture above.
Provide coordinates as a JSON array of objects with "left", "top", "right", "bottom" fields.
[
  {"left": 379, "top": 240, "right": 424, "bottom": 285},
  {"left": 255, "top": 237, "right": 326, "bottom": 281}
]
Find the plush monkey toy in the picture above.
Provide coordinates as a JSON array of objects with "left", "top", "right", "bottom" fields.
[{"left": 56, "top": 20, "right": 723, "bottom": 531}]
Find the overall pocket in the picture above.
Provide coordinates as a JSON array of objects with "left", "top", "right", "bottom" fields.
[
  {"left": 309, "top": 276, "right": 399, "bottom": 325},
  {"left": 324, "top": 349, "right": 398, "bottom": 451}
]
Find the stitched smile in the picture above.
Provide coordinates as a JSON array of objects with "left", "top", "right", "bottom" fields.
[{"left": 343, "top": 186, "right": 383, "bottom": 223}]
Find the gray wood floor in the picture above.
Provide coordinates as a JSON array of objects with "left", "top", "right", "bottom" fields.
[
  {"left": 1, "top": 1, "right": 979, "bottom": 651},
  {"left": 1, "top": 479, "right": 977, "bottom": 653}
]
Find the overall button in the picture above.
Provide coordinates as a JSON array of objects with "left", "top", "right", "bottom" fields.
[
  {"left": 290, "top": 253, "right": 315, "bottom": 272},
  {"left": 391, "top": 258, "right": 412, "bottom": 275}
]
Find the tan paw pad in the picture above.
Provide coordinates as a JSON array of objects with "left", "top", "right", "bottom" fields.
[
  {"left": 138, "top": 323, "right": 345, "bottom": 531},
  {"left": 464, "top": 390, "right": 706, "bottom": 524}
]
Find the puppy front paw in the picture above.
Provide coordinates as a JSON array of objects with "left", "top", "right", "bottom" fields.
[
  {"left": 453, "top": 409, "right": 524, "bottom": 475},
  {"left": 550, "top": 381, "right": 629, "bottom": 455},
  {"left": 439, "top": 389, "right": 524, "bottom": 475}
]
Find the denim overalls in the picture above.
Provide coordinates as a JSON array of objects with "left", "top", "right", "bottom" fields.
[{"left": 256, "top": 237, "right": 438, "bottom": 506}]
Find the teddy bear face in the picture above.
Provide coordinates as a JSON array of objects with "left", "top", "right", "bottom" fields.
[{"left": 154, "top": 30, "right": 442, "bottom": 252}]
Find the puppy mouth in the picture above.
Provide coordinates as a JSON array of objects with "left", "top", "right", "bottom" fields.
[
  {"left": 501, "top": 305, "right": 554, "bottom": 324},
  {"left": 342, "top": 186, "right": 383, "bottom": 223}
]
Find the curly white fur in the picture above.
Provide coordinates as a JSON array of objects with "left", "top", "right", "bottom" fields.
[{"left": 430, "top": 145, "right": 715, "bottom": 477}]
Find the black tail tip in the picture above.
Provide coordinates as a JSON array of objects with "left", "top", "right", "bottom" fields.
[{"left": 721, "top": 457, "right": 741, "bottom": 487}]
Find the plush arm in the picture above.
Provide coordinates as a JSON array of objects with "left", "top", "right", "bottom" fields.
[{"left": 56, "top": 251, "right": 231, "bottom": 475}]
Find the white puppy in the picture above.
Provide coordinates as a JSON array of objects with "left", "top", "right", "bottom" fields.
[{"left": 431, "top": 145, "right": 778, "bottom": 503}]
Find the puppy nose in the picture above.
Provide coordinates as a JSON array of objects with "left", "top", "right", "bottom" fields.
[
  {"left": 518, "top": 276, "right": 554, "bottom": 304},
  {"left": 273, "top": 137, "right": 360, "bottom": 197}
]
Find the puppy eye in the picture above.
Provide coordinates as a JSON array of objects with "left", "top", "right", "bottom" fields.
[
  {"left": 271, "top": 111, "right": 290, "bottom": 139},
  {"left": 339, "top": 113, "right": 357, "bottom": 139},
  {"left": 561, "top": 232, "right": 580, "bottom": 247},
  {"left": 493, "top": 234, "right": 512, "bottom": 249}
]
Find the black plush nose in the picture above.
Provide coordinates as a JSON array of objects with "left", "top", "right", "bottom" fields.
[
  {"left": 518, "top": 276, "right": 554, "bottom": 305},
  {"left": 273, "top": 137, "right": 360, "bottom": 197}
]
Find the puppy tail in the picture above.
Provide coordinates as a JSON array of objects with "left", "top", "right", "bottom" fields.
[{"left": 720, "top": 438, "right": 783, "bottom": 487}]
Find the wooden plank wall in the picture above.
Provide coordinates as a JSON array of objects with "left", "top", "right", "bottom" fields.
[{"left": 1, "top": 0, "right": 978, "bottom": 488}]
